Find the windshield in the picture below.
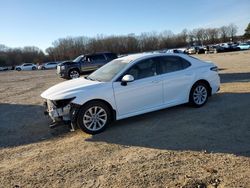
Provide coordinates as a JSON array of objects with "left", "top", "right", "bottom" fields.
[
  {"left": 87, "top": 59, "right": 129, "bottom": 82},
  {"left": 73, "top": 55, "right": 84, "bottom": 62}
]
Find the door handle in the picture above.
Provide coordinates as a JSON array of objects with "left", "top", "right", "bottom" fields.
[{"left": 151, "top": 80, "right": 161, "bottom": 83}]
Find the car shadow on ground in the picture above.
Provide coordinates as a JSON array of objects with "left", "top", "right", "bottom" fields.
[
  {"left": 0, "top": 103, "right": 69, "bottom": 148},
  {"left": 86, "top": 92, "right": 250, "bottom": 157},
  {"left": 220, "top": 72, "right": 250, "bottom": 83},
  {"left": 1, "top": 72, "right": 250, "bottom": 157}
]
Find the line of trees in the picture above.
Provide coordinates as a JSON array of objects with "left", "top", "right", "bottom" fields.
[
  {"left": 0, "top": 23, "right": 249, "bottom": 67},
  {"left": 46, "top": 24, "right": 240, "bottom": 61},
  {"left": 0, "top": 45, "right": 45, "bottom": 67}
]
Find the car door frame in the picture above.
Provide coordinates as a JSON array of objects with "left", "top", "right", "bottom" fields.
[
  {"left": 156, "top": 55, "right": 195, "bottom": 105},
  {"left": 23, "top": 63, "right": 32, "bottom": 70},
  {"left": 112, "top": 56, "right": 164, "bottom": 119}
]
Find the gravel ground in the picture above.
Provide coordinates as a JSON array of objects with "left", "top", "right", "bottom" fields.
[{"left": 0, "top": 51, "right": 250, "bottom": 187}]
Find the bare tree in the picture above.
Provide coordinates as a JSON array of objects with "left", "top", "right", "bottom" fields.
[
  {"left": 228, "top": 23, "right": 238, "bottom": 41},
  {"left": 206, "top": 28, "right": 219, "bottom": 44},
  {"left": 219, "top": 26, "right": 230, "bottom": 42}
]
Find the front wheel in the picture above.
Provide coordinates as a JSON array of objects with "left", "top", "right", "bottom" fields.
[
  {"left": 77, "top": 101, "right": 111, "bottom": 134},
  {"left": 32, "top": 66, "right": 36, "bottom": 70},
  {"left": 189, "top": 83, "right": 208, "bottom": 107},
  {"left": 68, "top": 69, "right": 80, "bottom": 79}
]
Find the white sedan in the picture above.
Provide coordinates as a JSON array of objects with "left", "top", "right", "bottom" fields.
[
  {"left": 15, "top": 63, "right": 37, "bottom": 71},
  {"left": 41, "top": 53, "right": 220, "bottom": 134},
  {"left": 237, "top": 43, "right": 250, "bottom": 50},
  {"left": 38, "top": 62, "right": 58, "bottom": 70}
]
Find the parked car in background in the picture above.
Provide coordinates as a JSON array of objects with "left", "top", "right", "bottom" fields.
[
  {"left": 41, "top": 53, "right": 220, "bottom": 134},
  {"left": 0, "top": 66, "right": 8, "bottom": 71},
  {"left": 223, "top": 43, "right": 240, "bottom": 51},
  {"left": 38, "top": 62, "right": 58, "bottom": 70},
  {"left": 237, "top": 43, "right": 250, "bottom": 50},
  {"left": 212, "top": 43, "right": 240, "bottom": 53},
  {"left": 15, "top": 63, "right": 37, "bottom": 71},
  {"left": 57, "top": 52, "right": 118, "bottom": 79},
  {"left": 166, "top": 48, "right": 187, "bottom": 54},
  {"left": 187, "top": 46, "right": 205, "bottom": 54}
]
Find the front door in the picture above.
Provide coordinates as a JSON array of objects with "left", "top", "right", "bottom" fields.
[{"left": 113, "top": 58, "right": 163, "bottom": 117}]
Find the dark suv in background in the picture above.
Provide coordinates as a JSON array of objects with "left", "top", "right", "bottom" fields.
[{"left": 57, "top": 52, "right": 117, "bottom": 79}]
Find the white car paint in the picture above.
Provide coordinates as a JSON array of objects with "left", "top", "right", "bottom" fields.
[
  {"left": 237, "top": 43, "right": 250, "bottom": 50},
  {"left": 15, "top": 63, "right": 37, "bottom": 71},
  {"left": 41, "top": 53, "right": 220, "bottom": 124},
  {"left": 38, "top": 62, "right": 58, "bottom": 70}
]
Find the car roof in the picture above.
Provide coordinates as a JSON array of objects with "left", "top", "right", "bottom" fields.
[
  {"left": 117, "top": 52, "right": 189, "bottom": 63},
  {"left": 85, "top": 52, "right": 116, "bottom": 56}
]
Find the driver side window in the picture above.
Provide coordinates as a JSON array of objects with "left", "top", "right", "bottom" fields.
[{"left": 126, "top": 58, "right": 157, "bottom": 80}]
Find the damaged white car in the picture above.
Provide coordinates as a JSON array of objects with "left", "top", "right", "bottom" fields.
[{"left": 41, "top": 53, "right": 220, "bottom": 134}]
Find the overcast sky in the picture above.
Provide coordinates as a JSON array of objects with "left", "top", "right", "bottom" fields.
[{"left": 0, "top": 0, "right": 249, "bottom": 51}]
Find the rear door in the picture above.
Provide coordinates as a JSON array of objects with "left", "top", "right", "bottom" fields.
[
  {"left": 81, "top": 54, "right": 106, "bottom": 71},
  {"left": 157, "top": 56, "right": 194, "bottom": 104},
  {"left": 104, "top": 53, "right": 117, "bottom": 62},
  {"left": 92, "top": 54, "right": 107, "bottom": 67},
  {"left": 23, "top": 63, "right": 32, "bottom": 70},
  {"left": 47, "top": 62, "right": 57, "bottom": 69}
]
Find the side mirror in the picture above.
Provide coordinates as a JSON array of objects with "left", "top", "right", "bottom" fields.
[{"left": 121, "top": 74, "right": 134, "bottom": 86}]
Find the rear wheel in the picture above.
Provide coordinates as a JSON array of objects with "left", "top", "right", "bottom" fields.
[
  {"left": 68, "top": 69, "right": 80, "bottom": 79},
  {"left": 189, "top": 82, "right": 208, "bottom": 107},
  {"left": 77, "top": 101, "right": 111, "bottom": 134},
  {"left": 32, "top": 66, "right": 36, "bottom": 70}
]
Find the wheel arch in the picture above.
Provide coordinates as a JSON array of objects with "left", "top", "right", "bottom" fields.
[
  {"left": 191, "top": 79, "right": 212, "bottom": 96},
  {"left": 68, "top": 67, "right": 80, "bottom": 73},
  {"left": 67, "top": 67, "right": 81, "bottom": 79}
]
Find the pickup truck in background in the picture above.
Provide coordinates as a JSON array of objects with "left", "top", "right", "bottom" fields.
[{"left": 57, "top": 52, "right": 118, "bottom": 79}]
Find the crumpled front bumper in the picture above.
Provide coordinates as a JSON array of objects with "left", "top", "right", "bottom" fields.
[
  {"left": 43, "top": 100, "right": 80, "bottom": 130},
  {"left": 43, "top": 100, "right": 71, "bottom": 126}
]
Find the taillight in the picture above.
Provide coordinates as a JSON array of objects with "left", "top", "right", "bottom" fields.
[{"left": 210, "top": 66, "right": 218, "bottom": 72}]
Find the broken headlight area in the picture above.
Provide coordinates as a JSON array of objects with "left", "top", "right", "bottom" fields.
[
  {"left": 44, "top": 97, "right": 76, "bottom": 121},
  {"left": 52, "top": 97, "right": 76, "bottom": 108}
]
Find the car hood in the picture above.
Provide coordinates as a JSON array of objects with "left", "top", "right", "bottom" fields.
[
  {"left": 58, "top": 60, "right": 76, "bottom": 66},
  {"left": 41, "top": 77, "right": 101, "bottom": 100}
]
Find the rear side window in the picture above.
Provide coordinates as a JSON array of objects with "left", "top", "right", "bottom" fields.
[
  {"left": 91, "top": 54, "right": 106, "bottom": 61},
  {"left": 105, "top": 53, "right": 117, "bottom": 60},
  {"left": 24, "top": 63, "right": 32, "bottom": 66},
  {"left": 157, "top": 56, "right": 191, "bottom": 74}
]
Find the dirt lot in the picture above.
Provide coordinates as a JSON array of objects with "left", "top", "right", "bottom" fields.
[{"left": 0, "top": 51, "right": 250, "bottom": 188}]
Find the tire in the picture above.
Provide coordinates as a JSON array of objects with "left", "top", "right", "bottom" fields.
[
  {"left": 68, "top": 69, "right": 80, "bottom": 79},
  {"left": 189, "top": 82, "right": 209, "bottom": 108},
  {"left": 77, "top": 101, "right": 111, "bottom": 134},
  {"left": 32, "top": 66, "right": 36, "bottom": 70},
  {"left": 16, "top": 68, "right": 21, "bottom": 71},
  {"left": 42, "top": 67, "right": 45, "bottom": 70}
]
